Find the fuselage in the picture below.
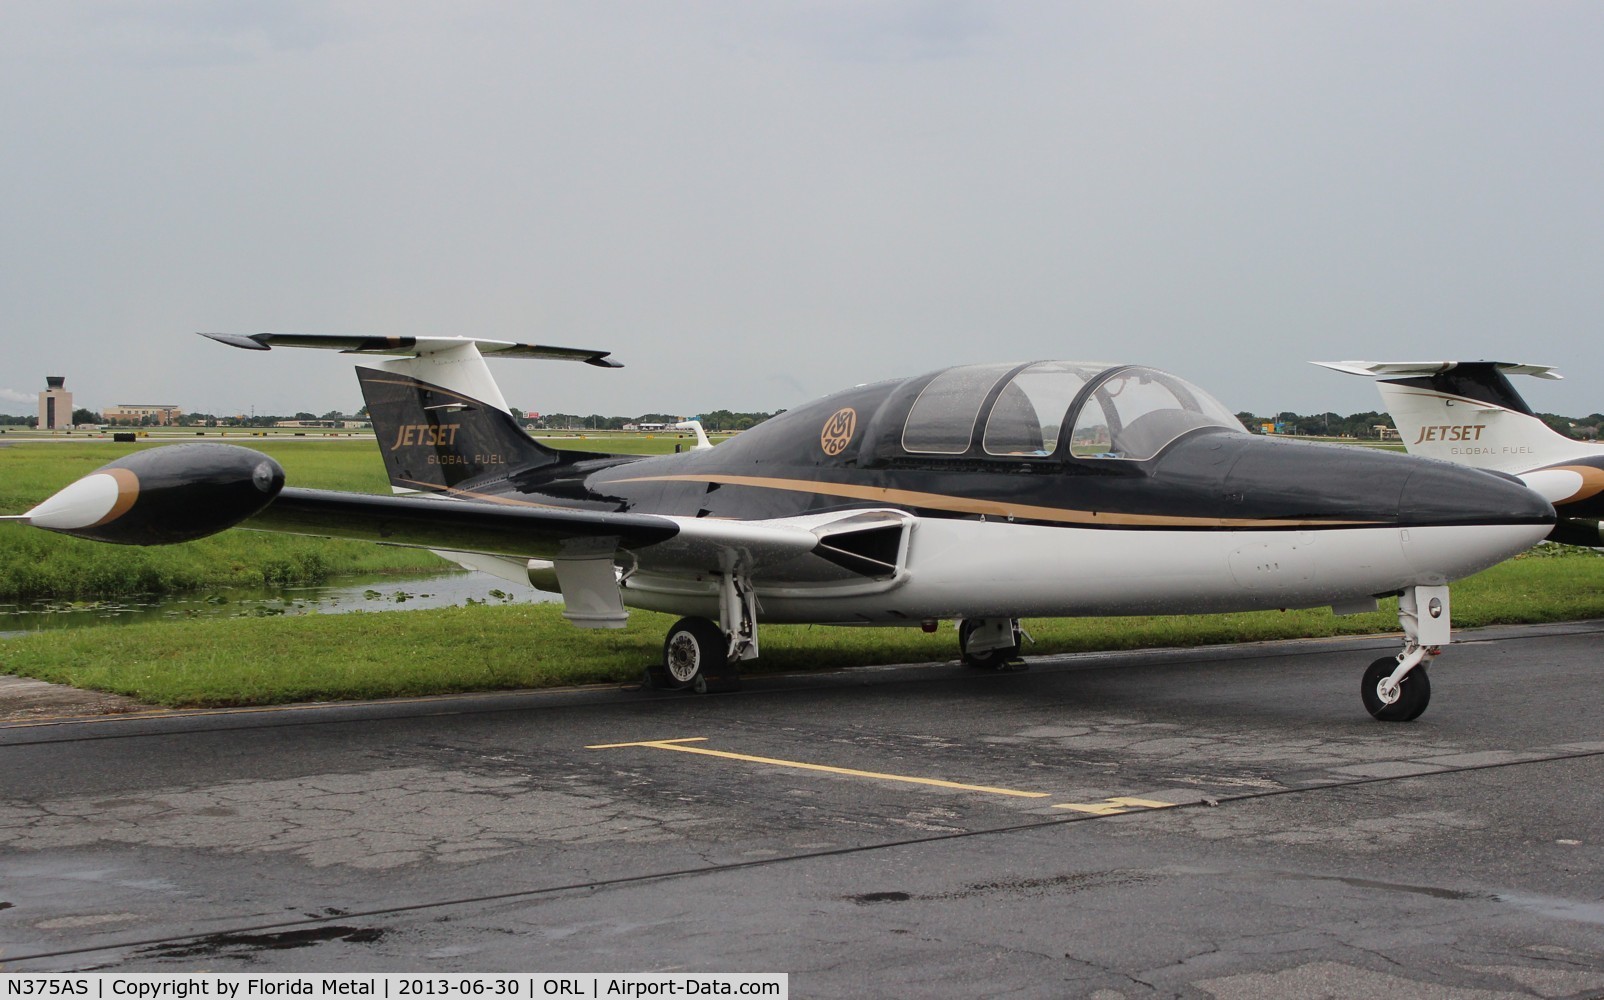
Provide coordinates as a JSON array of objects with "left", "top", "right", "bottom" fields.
[{"left": 434, "top": 362, "right": 1555, "bottom": 623}]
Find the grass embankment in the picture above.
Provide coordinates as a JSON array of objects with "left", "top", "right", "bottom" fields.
[{"left": 2, "top": 546, "right": 1598, "bottom": 707}]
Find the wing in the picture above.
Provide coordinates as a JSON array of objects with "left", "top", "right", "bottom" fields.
[
  {"left": 249, "top": 488, "right": 683, "bottom": 560},
  {"left": 15, "top": 444, "right": 913, "bottom": 629},
  {"left": 251, "top": 488, "right": 908, "bottom": 581},
  {"left": 249, "top": 489, "right": 912, "bottom": 628}
]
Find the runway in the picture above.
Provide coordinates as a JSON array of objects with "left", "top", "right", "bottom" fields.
[{"left": 3, "top": 622, "right": 1603, "bottom": 997}]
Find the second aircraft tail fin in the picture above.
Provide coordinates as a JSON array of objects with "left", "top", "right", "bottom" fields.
[{"left": 1314, "top": 360, "right": 1576, "bottom": 474}]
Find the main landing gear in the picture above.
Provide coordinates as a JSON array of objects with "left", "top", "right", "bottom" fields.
[
  {"left": 657, "top": 616, "right": 740, "bottom": 693},
  {"left": 1362, "top": 585, "right": 1448, "bottom": 722},
  {"left": 959, "top": 618, "right": 1028, "bottom": 670},
  {"left": 646, "top": 569, "right": 756, "bottom": 694}
]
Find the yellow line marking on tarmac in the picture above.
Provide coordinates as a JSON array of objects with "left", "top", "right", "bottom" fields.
[
  {"left": 1054, "top": 797, "right": 1178, "bottom": 815},
  {"left": 586, "top": 737, "right": 1052, "bottom": 799}
]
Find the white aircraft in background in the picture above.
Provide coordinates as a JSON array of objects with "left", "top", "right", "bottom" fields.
[
  {"left": 671, "top": 419, "right": 715, "bottom": 450},
  {"left": 1316, "top": 360, "right": 1604, "bottom": 547}
]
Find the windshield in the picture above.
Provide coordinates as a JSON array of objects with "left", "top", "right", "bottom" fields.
[
  {"left": 901, "top": 363, "right": 1018, "bottom": 455},
  {"left": 1068, "top": 367, "right": 1245, "bottom": 460},
  {"left": 981, "top": 361, "right": 1110, "bottom": 456}
]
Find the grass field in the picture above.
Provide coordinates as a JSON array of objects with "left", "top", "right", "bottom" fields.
[{"left": 1, "top": 545, "right": 1598, "bottom": 707}]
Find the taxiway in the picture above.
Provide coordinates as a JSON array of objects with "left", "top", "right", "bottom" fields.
[{"left": 3, "top": 623, "right": 1602, "bottom": 997}]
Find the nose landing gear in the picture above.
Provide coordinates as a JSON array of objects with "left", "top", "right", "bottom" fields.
[
  {"left": 1361, "top": 650, "right": 1435, "bottom": 721},
  {"left": 1362, "top": 585, "right": 1448, "bottom": 721}
]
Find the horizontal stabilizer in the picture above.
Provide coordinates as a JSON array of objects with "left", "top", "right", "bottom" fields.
[
  {"left": 1313, "top": 360, "right": 1563, "bottom": 381},
  {"left": 199, "top": 332, "right": 623, "bottom": 368}
]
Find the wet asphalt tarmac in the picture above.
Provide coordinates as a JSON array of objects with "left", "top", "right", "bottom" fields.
[{"left": 2, "top": 621, "right": 1603, "bottom": 998}]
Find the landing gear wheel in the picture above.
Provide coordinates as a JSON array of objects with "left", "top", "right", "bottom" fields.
[
  {"left": 959, "top": 619, "right": 1023, "bottom": 670},
  {"left": 662, "top": 616, "right": 730, "bottom": 692},
  {"left": 1361, "top": 655, "right": 1431, "bottom": 722}
]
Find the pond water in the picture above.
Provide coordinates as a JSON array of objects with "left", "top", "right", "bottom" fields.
[{"left": 0, "top": 570, "right": 557, "bottom": 638}]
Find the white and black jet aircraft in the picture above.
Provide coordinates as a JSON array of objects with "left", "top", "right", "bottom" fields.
[
  {"left": 5, "top": 336, "right": 1557, "bottom": 720},
  {"left": 1317, "top": 360, "right": 1604, "bottom": 548}
]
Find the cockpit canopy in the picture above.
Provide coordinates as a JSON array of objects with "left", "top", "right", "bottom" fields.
[{"left": 900, "top": 362, "right": 1245, "bottom": 461}]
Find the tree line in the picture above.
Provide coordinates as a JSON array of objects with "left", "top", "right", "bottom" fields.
[
  {"left": 523, "top": 409, "right": 784, "bottom": 432},
  {"left": 1, "top": 405, "right": 786, "bottom": 431},
  {"left": 1235, "top": 409, "right": 1604, "bottom": 440},
  {"left": 8, "top": 405, "right": 1602, "bottom": 441}
]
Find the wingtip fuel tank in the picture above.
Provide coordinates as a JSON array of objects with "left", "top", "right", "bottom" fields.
[{"left": 16, "top": 444, "right": 285, "bottom": 545}]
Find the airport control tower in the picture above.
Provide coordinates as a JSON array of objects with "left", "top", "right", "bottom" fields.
[{"left": 38, "top": 376, "right": 72, "bottom": 430}]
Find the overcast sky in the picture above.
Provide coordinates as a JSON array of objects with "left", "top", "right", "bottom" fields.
[{"left": 3, "top": 2, "right": 1601, "bottom": 421}]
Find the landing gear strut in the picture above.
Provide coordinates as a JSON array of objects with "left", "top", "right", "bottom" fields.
[{"left": 1362, "top": 585, "right": 1447, "bottom": 721}]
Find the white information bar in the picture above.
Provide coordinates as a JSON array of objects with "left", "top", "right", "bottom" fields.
[{"left": 0, "top": 975, "right": 786, "bottom": 1000}]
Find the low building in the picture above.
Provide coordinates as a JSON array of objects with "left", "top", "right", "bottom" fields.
[
  {"left": 38, "top": 377, "right": 72, "bottom": 430},
  {"left": 104, "top": 404, "right": 182, "bottom": 426}
]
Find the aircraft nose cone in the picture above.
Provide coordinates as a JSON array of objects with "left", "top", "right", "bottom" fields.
[
  {"left": 1209, "top": 437, "right": 1553, "bottom": 582},
  {"left": 1397, "top": 461, "right": 1555, "bottom": 528},
  {"left": 1395, "top": 460, "right": 1555, "bottom": 582},
  {"left": 1214, "top": 438, "right": 1551, "bottom": 529}
]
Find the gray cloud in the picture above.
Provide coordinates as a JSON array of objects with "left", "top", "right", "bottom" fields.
[
  {"left": 1, "top": 2, "right": 1600, "bottom": 421},
  {"left": 782, "top": 0, "right": 997, "bottom": 63}
]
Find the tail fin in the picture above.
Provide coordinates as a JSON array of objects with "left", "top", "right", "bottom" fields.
[
  {"left": 357, "top": 367, "right": 580, "bottom": 492},
  {"left": 1314, "top": 360, "right": 1577, "bottom": 474}
]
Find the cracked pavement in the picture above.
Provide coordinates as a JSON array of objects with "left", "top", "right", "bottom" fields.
[
  {"left": 0, "top": 767, "right": 711, "bottom": 869},
  {"left": 1, "top": 622, "right": 1601, "bottom": 997}
]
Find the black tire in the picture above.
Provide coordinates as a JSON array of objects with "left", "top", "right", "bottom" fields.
[
  {"left": 662, "top": 617, "right": 727, "bottom": 690},
  {"left": 959, "top": 619, "right": 1021, "bottom": 669},
  {"left": 1361, "top": 655, "right": 1431, "bottom": 721},
  {"left": 1401, "top": 666, "right": 1431, "bottom": 721}
]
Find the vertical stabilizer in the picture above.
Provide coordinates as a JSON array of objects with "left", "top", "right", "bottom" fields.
[
  {"left": 358, "top": 367, "right": 565, "bottom": 493},
  {"left": 1315, "top": 360, "right": 1579, "bottom": 474},
  {"left": 1372, "top": 379, "right": 1578, "bottom": 474}
]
